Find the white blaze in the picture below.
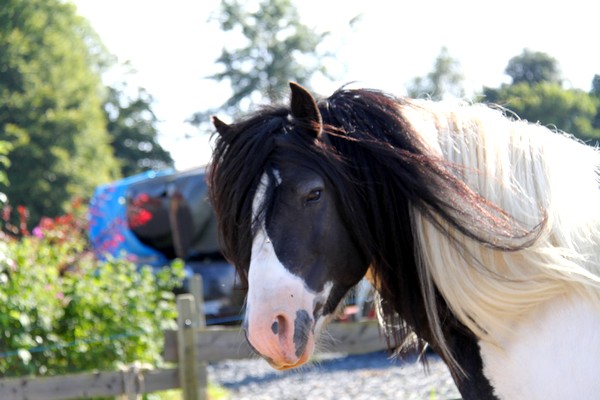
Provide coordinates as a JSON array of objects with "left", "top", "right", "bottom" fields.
[{"left": 247, "top": 172, "right": 332, "bottom": 332}]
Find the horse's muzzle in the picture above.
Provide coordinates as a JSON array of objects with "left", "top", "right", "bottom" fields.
[{"left": 244, "top": 308, "right": 315, "bottom": 370}]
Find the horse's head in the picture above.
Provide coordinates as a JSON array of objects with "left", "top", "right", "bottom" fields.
[{"left": 210, "top": 83, "right": 369, "bottom": 369}]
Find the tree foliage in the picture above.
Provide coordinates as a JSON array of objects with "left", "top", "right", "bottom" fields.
[
  {"left": 192, "top": 0, "right": 330, "bottom": 126},
  {"left": 104, "top": 83, "right": 174, "bottom": 177},
  {"left": 505, "top": 49, "right": 561, "bottom": 85},
  {"left": 592, "top": 74, "right": 600, "bottom": 98},
  {"left": 406, "top": 47, "right": 465, "bottom": 100},
  {"left": 484, "top": 82, "right": 600, "bottom": 143},
  {"left": 0, "top": 0, "right": 119, "bottom": 224},
  {"left": 483, "top": 50, "right": 600, "bottom": 144},
  {"left": 0, "top": 140, "right": 12, "bottom": 188},
  {"left": 592, "top": 74, "right": 600, "bottom": 130}
]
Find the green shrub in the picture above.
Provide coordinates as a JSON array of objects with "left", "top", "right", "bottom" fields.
[{"left": 0, "top": 202, "right": 184, "bottom": 377}]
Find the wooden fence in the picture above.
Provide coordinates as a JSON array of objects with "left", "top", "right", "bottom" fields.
[{"left": 0, "top": 276, "right": 387, "bottom": 400}]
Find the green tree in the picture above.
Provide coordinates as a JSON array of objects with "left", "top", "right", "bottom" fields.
[
  {"left": 483, "top": 51, "right": 600, "bottom": 144},
  {"left": 0, "top": 140, "right": 12, "bottom": 188},
  {"left": 505, "top": 49, "right": 561, "bottom": 85},
  {"left": 406, "top": 47, "right": 465, "bottom": 100},
  {"left": 591, "top": 74, "right": 600, "bottom": 129},
  {"left": 484, "top": 82, "right": 600, "bottom": 143},
  {"left": 592, "top": 75, "right": 600, "bottom": 98},
  {"left": 0, "top": 0, "right": 119, "bottom": 224},
  {"left": 192, "top": 0, "right": 331, "bottom": 126},
  {"left": 105, "top": 82, "right": 174, "bottom": 177}
]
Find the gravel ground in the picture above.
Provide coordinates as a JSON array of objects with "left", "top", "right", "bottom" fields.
[{"left": 207, "top": 351, "right": 461, "bottom": 399}]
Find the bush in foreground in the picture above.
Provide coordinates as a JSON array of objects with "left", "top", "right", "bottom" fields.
[{"left": 0, "top": 201, "right": 184, "bottom": 377}]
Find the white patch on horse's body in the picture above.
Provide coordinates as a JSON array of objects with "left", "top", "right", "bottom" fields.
[
  {"left": 479, "top": 294, "right": 600, "bottom": 399},
  {"left": 246, "top": 172, "right": 332, "bottom": 368}
]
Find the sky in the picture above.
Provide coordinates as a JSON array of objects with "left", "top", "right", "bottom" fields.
[{"left": 74, "top": 0, "right": 600, "bottom": 170}]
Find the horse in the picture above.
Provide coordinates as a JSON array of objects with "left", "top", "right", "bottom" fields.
[{"left": 208, "top": 82, "right": 600, "bottom": 399}]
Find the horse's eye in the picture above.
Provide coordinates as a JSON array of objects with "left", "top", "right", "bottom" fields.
[{"left": 305, "top": 189, "right": 322, "bottom": 204}]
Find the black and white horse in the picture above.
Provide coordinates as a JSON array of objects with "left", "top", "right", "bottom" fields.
[{"left": 208, "top": 83, "right": 600, "bottom": 399}]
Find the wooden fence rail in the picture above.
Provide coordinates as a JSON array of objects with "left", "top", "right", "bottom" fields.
[
  {"left": 0, "top": 367, "right": 182, "bottom": 400},
  {"left": 0, "top": 275, "right": 387, "bottom": 400},
  {"left": 162, "top": 317, "right": 386, "bottom": 364}
]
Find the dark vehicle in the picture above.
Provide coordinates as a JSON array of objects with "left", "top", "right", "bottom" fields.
[{"left": 88, "top": 167, "right": 243, "bottom": 324}]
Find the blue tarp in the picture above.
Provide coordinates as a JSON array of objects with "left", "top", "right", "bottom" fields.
[{"left": 88, "top": 169, "right": 174, "bottom": 267}]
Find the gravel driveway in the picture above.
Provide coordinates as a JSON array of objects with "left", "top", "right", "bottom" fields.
[{"left": 207, "top": 350, "right": 461, "bottom": 399}]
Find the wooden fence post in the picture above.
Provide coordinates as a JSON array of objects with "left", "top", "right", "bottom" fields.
[
  {"left": 177, "top": 294, "right": 203, "bottom": 400},
  {"left": 190, "top": 274, "right": 206, "bottom": 327},
  {"left": 189, "top": 274, "right": 207, "bottom": 399},
  {"left": 115, "top": 363, "right": 143, "bottom": 400}
]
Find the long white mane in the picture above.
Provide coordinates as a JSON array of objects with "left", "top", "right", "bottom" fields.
[{"left": 403, "top": 99, "right": 600, "bottom": 352}]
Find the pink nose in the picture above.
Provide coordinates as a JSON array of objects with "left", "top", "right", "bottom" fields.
[{"left": 245, "top": 309, "right": 314, "bottom": 370}]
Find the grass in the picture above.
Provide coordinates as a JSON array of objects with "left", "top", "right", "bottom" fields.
[
  {"left": 145, "top": 382, "right": 230, "bottom": 400},
  {"left": 207, "top": 382, "right": 230, "bottom": 399},
  {"left": 428, "top": 388, "right": 462, "bottom": 400}
]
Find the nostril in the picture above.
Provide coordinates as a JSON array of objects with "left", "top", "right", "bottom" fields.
[{"left": 272, "top": 314, "right": 288, "bottom": 339}]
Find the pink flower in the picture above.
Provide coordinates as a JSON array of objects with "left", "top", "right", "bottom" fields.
[{"left": 32, "top": 226, "right": 44, "bottom": 238}]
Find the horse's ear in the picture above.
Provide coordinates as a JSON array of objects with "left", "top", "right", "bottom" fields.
[
  {"left": 212, "top": 116, "right": 232, "bottom": 138},
  {"left": 289, "top": 82, "right": 323, "bottom": 139}
]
